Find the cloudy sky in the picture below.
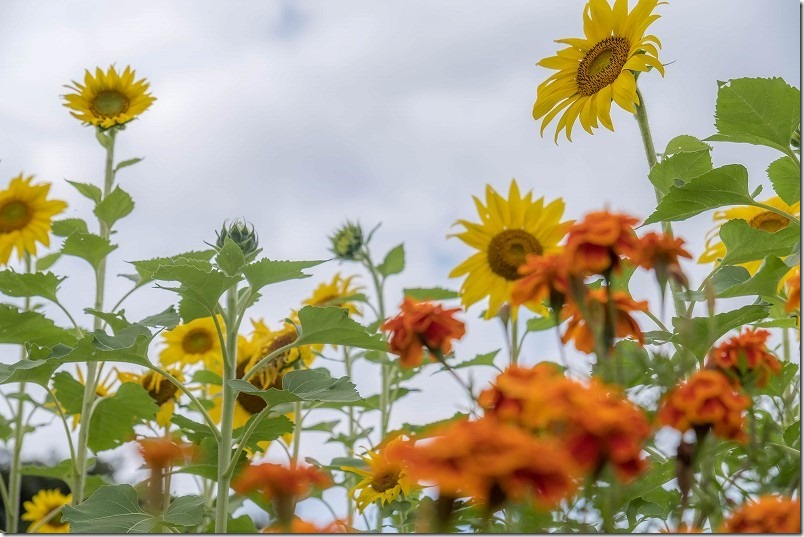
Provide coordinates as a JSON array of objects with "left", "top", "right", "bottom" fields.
[{"left": 0, "top": 0, "right": 799, "bottom": 525}]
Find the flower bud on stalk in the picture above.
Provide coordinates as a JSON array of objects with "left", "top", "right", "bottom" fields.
[
  {"left": 215, "top": 219, "right": 261, "bottom": 261},
  {"left": 329, "top": 221, "right": 364, "bottom": 260}
]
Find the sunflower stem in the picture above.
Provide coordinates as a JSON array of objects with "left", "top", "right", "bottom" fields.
[
  {"left": 343, "top": 346, "right": 357, "bottom": 526},
  {"left": 634, "top": 86, "right": 687, "bottom": 321},
  {"left": 215, "top": 286, "right": 239, "bottom": 533}
]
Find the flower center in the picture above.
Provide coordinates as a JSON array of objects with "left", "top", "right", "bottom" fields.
[
  {"left": 487, "top": 229, "right": 543, "bottom": 280},
  {"left": 91, "top": 90, "right": 129, "bottom": 117},
  {"left": 182, "top": 329, "right": 214, "bottom": 354},
  {"left": 576, "top": 36, "right": 630, "bottom": 96},
  {"left": 39, "top": 500, "right": 68, "bottom": 530},
  {"left": 748, "top": 211, "right": 790, "bottom": 233},
  {"left": 370, "top": 469, "right": 401, "bottom": 492},
  {"left": 236, "top": 333, "right": 298, "bottom": 415},
  {"left": 143, "top": 373, "right": 178, "bottom": 406},
  {"left": 0, "top": 200, "right": 32, "bottom": 233}
]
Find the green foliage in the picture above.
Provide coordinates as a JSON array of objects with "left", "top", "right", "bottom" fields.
[
  {"left": 450, "top": 350, "right": 500, "bottom": 370},
  {"left": 649, "top": 136, "right": 712, "bottom": 194},
  {"left": 719, "top": 219, "right": 800, "bottom": 265},
  {"left": 51, "top": 218, "right": 89, "bottom": 237},
  {"left": 94, "top": 186, "right": 135, "bottom": 229},
  {"left": 114, "top": 157, "right": 144, "bottom": 172},
  {"left": 151, "top": 262, "right": 240, "bottom": 321},
  {"left": 295, "top": 305, "right": 387, "bottom": 350},
  {"left": 88, "top": 383, "right": 158, "bottom": 452},
  {"left": 672, "top": 304, "right": 770, "bottom": 358},
  {"left": 233, "top": 414, "right": 294, "bottom": 451},
  {"left": 51, "top": 371, "right": 86, "bottom": 414},
  {"left": 161, "top": 495, "right": 207, "bottom": 528},
  {"left": 61, "top": 231, "right": 117, "bottom": 269},
  {"left": 21, "top": 459, "right": 108, "bottom": 496},
  {"left": 0, "top": 305, "right": 77, "bottom": 348},
  {"left": 712, "top": 256, "right": 790, "bottom": 298},
  {"left": 768, "top": 156, "right": 801, "bottom": 205},
  {"left": 282, "top": 368, "right": 362, "bottom": 402},
  {"left": 66, "top": 180, "right": 102, "bottom": 204},
  {"left": 242, "top": 258, "right": 325, "bottom": 292},
  {"left": 215, "top": 236, "right": 246, "bottom": 277},
  {"left": 0, "top": 270, "right": 62, "bottom": 302},
  {"left": 403, "top": 287, "right": 460, "bottom": 300},
  {"left": 377, "top": 243, "right": 405, "bottom": 276},
  {"left": 130, "top": 250, "right": 216, "bottom": 284}
]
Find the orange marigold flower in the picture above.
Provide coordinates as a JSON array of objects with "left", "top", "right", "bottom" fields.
[
  {"left": 564, "top": 211, "right": 641, "bottom": 276},
  {"left": 785, "top": 266, "right": 800, "bottom": 312},
  {"left": 510, "top": 253, "right": 570, "bottom": 310},
  {"left": 137, "top": 437, "right": 195, "bottom": 470},
  {"left": 633, "top": 232, "right": 692, "bottom": 288},
  {"left": 479, "top": 365, "right": 650, "bottom": 482},
  {"left": 720, "top": 495, "right": 801, "bottom": 533},
  {"left": 262, "top": 518, "right": 351, "bottom": 533},
  {"left": 389, "top": 417, "right": 578, "bottom": 509},
  {"left": 657, "top": 369, "right": 750, "bottom": 442},
  {"left": 382, "top": 297, "right": 466, "bottom": 368},
  {"left": 561, "top": 288, "right": 648, "bottom": 354},
  {"left": 707, "top": 328, "right": 782, "bottom": 388}
]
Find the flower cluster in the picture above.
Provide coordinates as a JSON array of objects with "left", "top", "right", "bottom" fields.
[
  {"left": 720, "top": 495, "right": 801, "bottom": 533},
  {"left": 382, "top": 297, "right": 466, "bottom": 367},
  {"left": 707, "top": 328, "right": 782, "bottom": 388},
  {"left": 560, "top": 288, "right": 649, "bottom": 354}
]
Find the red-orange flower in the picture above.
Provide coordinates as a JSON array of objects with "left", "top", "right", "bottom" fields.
[
  {"left": 137, "top": 437, "right": 195, "bottom": 470},
  {"left": 479, "top": 365, "right": 650, "bottom": 482},
  {"left": 233, "top": 463, "right": 330, "bottom": 503},
  {"left": 561, "top": 289, "right": 648, "bottom": 354},
  {"left": 720, "top": 495, "right": 801, "bottom": 533},
  {"left": 707, "top": 328, "right": 782, "bottom": 388},
  {"left": 262, "top": 518, "right": 351, "bottom": 533},
  {"left": 633, "top": 231, "right": 692, "bottom": 287},
  {"left": 510, "top": 253, "right": 570, "bottom": 310},
  {"left": 657, "top": 369, "right": 750, "bottom": 442},
  {"left": 389, "top": 417, "right": 578, "bottom": 509},
  {"left": 785, "top": 267, "right": 800, "bottom": 312},
  {"left": 564, "top": 211, "right": 641, "bottom": 276},
  {"left": 382, "top": 297, "right": 466, "bottom": 368}
]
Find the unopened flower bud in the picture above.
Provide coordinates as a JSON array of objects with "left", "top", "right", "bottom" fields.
[
  {"left": 215, "top": 219, "right": 260, "bottom": 260},
  {"left": 329, "top": 221, "right": 364, "bottom": 260}
]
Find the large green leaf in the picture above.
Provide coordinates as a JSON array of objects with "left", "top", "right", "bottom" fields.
[
  {"left": 233, "top": 414, "right": 294, "bottom": 451},
  {"left": 707, "top": 77, "right": 801, "bottom": 154},
  {"left": 713, "top": 256, "right": 791, "bottom": 298},
  {"left": 377, "top": 244, "right": 405, "bottom": 277},
  {"left": 767, "top": 156, "right": 801, "bottom": 206},
  {"left": 720, "top": 219, "right": 800, "bottom": 265},
  {"left": 242, "top": 259, "right": 325, "bottom": 291},
  {"left": 649, "top": 137, "right": 712, "bottom": 194},
  {"left": 282, "top": 368, "right": 362, "bottom": 402},
  {"left": 94, "top": 186, "right": 135, "bottom": 229},
  {"left": 403, "top": 287, "right": 459, "bottom": 300},
  {"left": 21, "top": 459, "right": 108, "bottom": 496},
  {"left": 644, "top": 165, "right": 752, "bottom": 224},
  {"left": 51, "top": 218, "right": 88, "bottom": 237},
  {"left": 130, "top": 250, "right": 215, "bottom": 284},
  {"left": 61, "top": 485, "right": 157, "bottom": 533},
  {"left": 215, "top": 236, "right": 246, "bottom": 277},
  {"left": 88, "top": 382, "right": 158, "bottom": 452},
  {"left": 295, "top": 306, "right": 387, "bottom": 351},
  {"left": 671, "top": 304, "right": 770, "bottom": 358},
  {"left": 61, "top": 231, "right": 117, "bottom": 269},
  {"left": 66, "top": 180, "right": 102, "bottom": 204},
  {"left": 152, "top": 263, "right": 240, "bottom": 320},
  {"left": 0, "top": 305, "right": 78, "bottom": 347},
  {"left": 162, "top": 496, "right": 206, "bottom": 528},
  {"left": 0, "top": 270, "right": 63, "bottom": 302},
  {"left": 51, "top": 371, "right": 87, "bottom": 415}
]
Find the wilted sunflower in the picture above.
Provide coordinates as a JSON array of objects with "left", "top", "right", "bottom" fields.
[
  {"left": 449, "top": 180, "right": 571, "bottom": 319},
  {"left": 63, "top": 65, "right": 155, "bottom": 129},
  {"left": 341, "top": 436, "right": 417, "bottom": 512},
  {"left": 303, "top": 273, "right": 363, "bottom": 317},
  {"left": 699, "top": 197, "right": 800, "bottom": 274},
  {"left": 21, "top": 489, "right": 72, "bottom": 533},
  {"left": 117, "top": 368, "right": 183, "bottom": 428},
  {"left": 0, "top": 175, "right": 67, "bottom": 265},
  {"left": 533, "top": 0, "right": 665, "bottom": 141},
  {"left": 160, "top": 316, "right": 224, "bottom": 369}
]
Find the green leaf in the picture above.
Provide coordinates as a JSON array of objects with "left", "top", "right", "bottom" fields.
[
  {"left": 36, "top": 252, "right": 61, "bottom": 271},
  {"left": 672, "top": 304, "right": 770, "bottom": 358},
  {"left": 61, "top": 484, "right": 157, "bottom": 533},
  {"left": 95, "top": 130, "right": 111, "bottom": 149},
  {"left": 85, "top": 308, "right": 130, "bottom": 333},
  {"left": 224, "top": 515, "right": 258, "bottom": 533},
  {"left": 130, "top": 250, "right": 216, "bottom": 284},
  {"left": 403, "top": 287, "right": 459, "bottom": 300},
  {"left": 51, "top": 371, "right": 87, "bottom": 415},
  {"left": 162, "top": 496, "right": 206, "bottom": 527},
  {"left": 171, "top": 415, "right": 217, "bottom": 444},
  {"left": 714, "top": 256, "right": 791, "bottom": 298},
  {"left": 152, "top": 263, "right": 240, "bottom": 320},
  {"left": 602, "top": 340, "right": 651, "bottom": 388},
  {"left": 377, "top": 244, "right": 405, "bottom": 277},
  {"left": 707, "top": 77, "right": 801, "bottom": 153},
  {"left": 295, "top": 306, "right": 387, "bottom": 351},
  {"left": 216, "top": 236, "right": 246, "bottom": 277},
  {"left": 526, "top": 316, "right": 557, "bottom": 332},
  {"left": 88, "top": 383, "right": 158, "bottom": 452},
  {"left": 720, "top": 219, "right": 800, "bottom": 265},
  {"left": 137, "top": 307, "right": 181, "bottom": 329},
  {"left": 784, "top": 421, "right": 800, "bottom": 448},
  {"left": 664, "top": 135, "right": 712, "bottom": 156},
  {"left": 21, "top": 459, "right": 108, "bottom": 496},
  {"left": 227, "top": 380, "right": 302, "bottom": 406},
  {"left": 94, "top": 186, "right": 135, "bottom": 229},
  {"left": 0, "top": 305, "right": 78, "bottom": 348},
  {"left": 282, "top": 368, "right": 362, "bottom": 402},
  {"left": 644, "top": 165, "right": 752, "bottom": 224},
  {"left": 649, "top": 145, "right": 712, "bottom": 194},
  {"left": 768, "top": 156, "right": 801, "bottom": 205},
  {"left": 61, "top": 231, "right": 117, "bottom": 269},
  {"left": 66, "top": 180, "right": 102, "bottom": 204},
  {"left": 450, "top": 350, "right": 500, "bottom": 370},
  {"left": 234, "top": 415, "right": 294, "bottom": 451},
  {"left": 242, "top": 259, "right": 325, "bottom": 292},
  {"left": 51, "top": 218, "right": 89, "bottom": 237},
  {"left": 114, "top": 157, "right": 144, "bottom": 172},
  {"left": 0, "top": 270, "right": 62, "bottom": 302},
  {"left": 191, "top": 369, "right": 222, "bottom": 386}
]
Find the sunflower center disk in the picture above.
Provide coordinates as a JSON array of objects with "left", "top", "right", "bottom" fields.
[
  {"left": 749, "top": 211, "right": 790, "bottom": 233},
  {"left": 144, "top": 373, "right": 179, "bottom": 406},
  {"left": 182, "top": 329, "right": 214, "bottom": 354},
  {"left": 576, "top": 36, "right": 630, "bottom": 96},
  {"left": 0, "top": 200, "right": 32, "bottom": 233},
  {"left": 370, "top": 469, "right": 401, "bottom": 492},
  {"left": 487, "top": 229, "right": 543, "bottom": 281},
  {"left": 91, "top": 90, "right": 129, "bottom": 117}
]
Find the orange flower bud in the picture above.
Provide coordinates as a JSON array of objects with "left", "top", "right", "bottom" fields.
[
  {"left": 707, "top": 328, "right": 782, "bottom": 388},
  {"left": 563, "top": 211, "right": 641, "bottom": 276},
  {"left": 720, "top": 495, "right": 800, "bottom": 533}
]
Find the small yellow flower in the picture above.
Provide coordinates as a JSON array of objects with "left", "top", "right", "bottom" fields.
[
  {"left": 63, "top": 65, "right": 155, "bottom": 129},
  {"left": 22, "top": 489, "right": 72, "bottom": 533},
  {"left": 117, "top": 368, "right": 183, "bottom": 428},
  {"left": 341, "top": 437, "right": 418, "bottom": 512},
  {"left": 449, "top": 180, "right": 571, "bottom": 320},
  {"left": 304, "top": 273, "right": 363, "bottom": 317},
  {"left": 533, "top": 0, "right": 665, "bottom": 141},
  {"left": 699, "top": 197, "right": 800, "bottom": 274},
  {"left": 160, "top": 316, "right": 224, "bottom": 369},
  {"left": 0, "top": 175, "right": 66, "bottom": 265}
]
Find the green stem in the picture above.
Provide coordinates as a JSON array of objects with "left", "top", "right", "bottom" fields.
[
  {"left": 510, "top": 314, "right": 520, "bottom": 366},
  {"left": 225, "top": 407, "right": 270, "bottom": 478},
  {"left": 291, "top": 400, "right": 304, "bottom": 466},
  {"left": 74, "top": 128, "right": 117, "bottom": 504},
  {"left": 634, "top": 86, "right": 687, "bottom": 320},
  {"left": 343, "top": 347, "right": 356, "bottom": 526},
  {"left": 361, "top": 249, "right": 392, "bottom": 440}
]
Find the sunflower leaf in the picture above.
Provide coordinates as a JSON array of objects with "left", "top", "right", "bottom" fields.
[
  {"left": 51, "top": 218, "right": 89, "bottom": 237},
  {"left": 215, "top": 236, "right": 246, "bottom": 277},
  {"left": 51, "top": 371, "right": 88, "bottom": 415},
  {"left": 664, "top": 135, "right": 712, "bottom": 156},
  {"left": 61, "top": 484, "right": 157, "bottom": 533},
  {"left": 767, "top": 156, "right": 801, "bottom": 206},
  {"left": 130, "top": 250, "right": 216, "bottom": 284},
  {"left": 233, "top": 415, "right": 294, "bottom": 452},
  {"left": 0, "top": 270, "right": 63, "bottom": 302},
  {"left": 649, "top": 144, "right": 712, "bottom": 194},
  {"left": 162, "top": 496, "right": 207, "bottom": 528},
  {"left": 114, "top": 157, "right": 144, "bottom": 173},
  {"left": 152, "top": 264, "right": 240, "bottom": 319},
  {"left": 295, "top": 305, "right": 387, "bottom": 351},
  {"left": 671, "top": 304, "right": 770, "bottom": 358},
  {"left": 719, "top": 219, "right": 800, "bottom": 266},
  {"left": 88, "top": 382, "right": 158, "bottom": 452},
  {"left": 706, "top": 77, "right": 800, "bottom": 154},
  {"left": 36, "top": 252, "right": 61, "bottom": 271},
  {"left": 242, "top": 259, "right": 325, "bottom": 292},
  {"left": 403, "top": 287, "right": 460, "bottom": 300},
  {"left": 282, "top": 368, "right": 362, "bottom": 402},
  {"left": 644, "top": 164, "right": 753, "bottom": 224},
  {"left": 0, "top": 304, "right": 78, "bottom": 348},
  {"left": 61, "top": 231, "right": 117, "bottom": 269},
  {"left": 66, "top": 180, "right": 102, "bottom": 204},
  {"left": 377, "top": 243, "right": 405, "bottom": 277},
  {"left": 94, "top": 186, "right": 135, "bottom": 230},
  {"left": 714, "top": 256, "right": 791, "bottom": 299}
]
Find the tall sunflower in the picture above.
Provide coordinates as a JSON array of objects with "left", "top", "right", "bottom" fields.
[
  {"left": 0, "top": 175, "right": 67, "bottom": 265},
  {"left": 160, "top": 316, "right": 224, "bottom": 369},
  {"left": 341, "top": 436, "right": 418, "bottom": 512},
  {"left": 22, "top": 489, "right": 72, "bottom": 533},
  {"left": 63, "top": 65, "right": 155, "bottom": 129},
  {"left": 699, "top": 197, "right": 800, "bottom": 274},
  {"left": 117, "top": 368, "right": 183, "bottom": 428},
  {"left": 449, "top": 180, "right": 571, "bottom": 319},
  {"left": 533, "top": 0, "right": 664, "bottom": 141}
]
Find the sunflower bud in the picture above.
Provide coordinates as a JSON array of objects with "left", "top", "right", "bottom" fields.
[
  {"left": 329, "top": 221, "right": 364, "bottom": 260},
  {"left": 215, "top": 219, "right": 260, "bottom": 260}
]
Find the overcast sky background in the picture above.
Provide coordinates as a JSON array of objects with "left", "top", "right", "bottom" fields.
[{"left": 0, "top": 0, "right": 799, "bottom": 527}]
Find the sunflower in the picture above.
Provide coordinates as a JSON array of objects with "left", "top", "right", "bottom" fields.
[
  {"left": 117, "top": 368, "right": 183, "bottom": 428},
  {"left": 699, "top": 197, "right": 800, "bottom": 274},
  {"left": 303, "top": 273, "right": 363, "bottom": 317},
  {"left": 341, "top": 436, "right": 418, "bottom": 512},
  {"left": 533, "top": 0, "right": 664, "bottom": 141},
  {"left": 0, "top": 175, "right": 67, "bottom": 265},
  {"left": 160, "top": 316, "right": 224, "bottom": 369},
  {"left": 63, "top": 65, "right": 155, "bottom": 129},
  {"left": 21, "top": 489, "right": 72, "bottom": 533},
  {"left": 449, "top": 180, "right": 571, "bottom": 320}
]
